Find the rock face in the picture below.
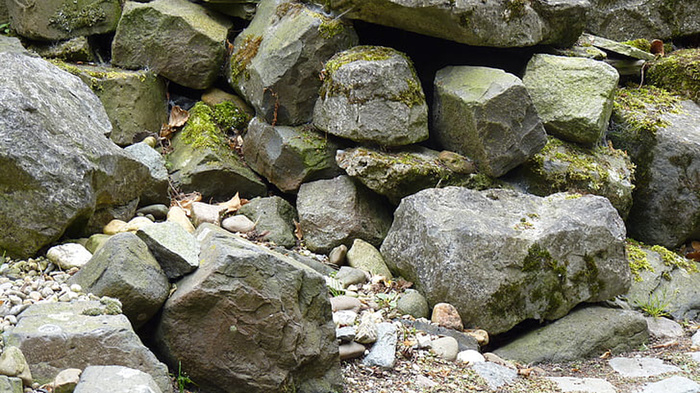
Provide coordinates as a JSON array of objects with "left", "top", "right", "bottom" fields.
[
  {"left": 0, "top": 52, "right": 149, "bottom": 259},
  {"left": 6, "top": 0, "right": 122, "bottom": 41},
  {"left": 297, "top": 176, "right": 393, "bottom": 254},
  {"left": 229, "top": 0, "right": 358, "bottom": 126},
  {"left": 243, "top": 118, "right": 343, "bottom": 193},
  {"left": 523, "top": 54, "right": 619, "bottom": 145},
  {"left": 69, "top": 233, "right": 170, "bottom": 329},
  {"left": 494, "top": 306, "right": 648, "bottom": 364},
  {"left": 112, "top": 0, "right": 232, "bottom": 89},
  {"left": 586, "top": 0, "right": 700, "bottom": 42},
  {"left": 433, "top": 66, "right": 546, "bottom": 177},
  {"left": 318, "top": 0, "right": 589, "bottom": 48},
  {"left": 610, "top": 90, "right": 700, "bottom": 248},
  {"left": 381, "top": 187, "right": 630, "bottom": 335},
  {"left": 314, "top": 46, "right": 429, "bottom": 146},
  {"left": 136, "top": 222, "right": 200, "bottom": 280},
  {"left": 4, "top": 301, "right": 172, "bottom": 393},
  {"left": 124, "top": 142, "right": 170, "bottom": 206},
  {"left": 156, "top": 230, "right": 341, "bottom": 393}
]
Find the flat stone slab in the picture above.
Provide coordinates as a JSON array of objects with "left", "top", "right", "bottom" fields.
[
  {"left": 608, "top": 357, "right": 680, "bottom": 378},
  {"left": 639, "top": 376, "right": 700, "bottom": 393},
  {"left": 548, "top": 377, "right": 617, "bottom": 393},
  {"left": 471, "top": 362, "right": 517, "bottom": 390}
]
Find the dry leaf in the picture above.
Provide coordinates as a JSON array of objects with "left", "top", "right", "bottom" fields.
[
  {"left": 174, "top": 192, "right": 202, "bottom": 216},
  {"left": 517, "top": 367, "right": 534, "bottom": 378},
  {"left": 159, "top": 124, "right": 176, "bottom": 139},
  {"left": 293, "top": 219, "right": 303, "bottom": 240},
  {"left": 218, "top": 192, "right": 249, "bottom": 215},
  {"left": 692, "top": 240, "right": 700, "bottom": 251},
  {"left": 599, "top": 350, "right": 612, "bottom": 359},
  {"left": 651, "top": 341, "right": 678, "bottom": 349},
  {"left": 169, "top": 105, "right": 190, "bottom": 127}
]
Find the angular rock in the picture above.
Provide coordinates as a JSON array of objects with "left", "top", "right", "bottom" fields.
[
  {"left": 471, "top": 362, "right": 517, "bottom": 391},
  {"left": 494, "top": 306, "right": 648, "bottom": 364},
  {"left": 243, "top": 118, "right": 343, "bottom": 193},
  {"left": 297, "top": 176, "right": 393, "bottom": 254},
  {"left": 6, "top": 0, "right": 122, "bottom": 41},
  {"left": 640, "top": 376, "right": 700, "bottom": 393},
  {"left": 46, "top": 243, "right": 92, "bottom": 270},
  {"left": 124, "top": 142, "right": 170, "bottom": 206},
  {"left": 330, "top": 296, "right": 362, "bottom": 313},
  {"left": 28, "top": 36, "right": 96, "bottom": 62},
  {"left": 346, "top": 239, "right": 392, "bottom": 278},
  {"left": 586, "top": 0, "right": 700, "bottom": 42},
  {"left": 523, "top": 54, "right": 619, "bottom": 145},
  {"left": 56, "top": 64, "right": 168, "bottom": 147},
  {"left": 335, "top": 266, "right": 367, "bottom": 288},
  {"left": 112, "top": 0, "right": 232, "bottom": 89},
  {"left": 647, "top": 49, "right": 700, "bottom": 104},
  {"left": 400, "top": 319, "right": 479, "bottom": 352},
  {"left": 3, "top": 301, "right": 171, "bottom": 392},
  {"left": 336, "top": 326, "right": 356, "bottom": 342},
  {"left": 228, "top": 0, "right": 358, "bottom": 125},
  {"left": 238, "top": 196, "right": 297, "bottom": 248},
  {"left": 201, "top": 1, "right": 258, "bottom": 20},
  {"left": 431, "top": 303, "right": 464, "bottom": 331},
  {"left": 156, "top": 229, "right": 341, "bottom": 393},
  {"left": 0, "top": 52, "right": 149, "bottom": 259},
  {"left": 645, "top": 317, "right": 685, "bottom": 341},
  {"left": 396, "top": 289, "right": 429, "bottom": 319},
  {"left": 579, "top": 33, "right": 655, "bottom": 61},
  {"left": 0, "top": 2, "right": 7, "bottom": 25},
  {"left": 191, "top": 202, "right": 226, "bottom": 227},
  {"left": 548, "top": 377, "right": 617, "bottom": 393},
  {"left": 74, "top": 365, "right": 163, "bottom": 393},
  {"left": 85, "top": 234, "right": 111, "bottom": 254},
  {"left": 69, "top": 233, "right": 170, "bottom": 329},
  {"left": 608, "top": 357, "right": 680, "bottom": 378},
  {"left": 314, "top": 46, "right": 428, "bottom": 146},
  {"left": 0, "top": 346, "right": 32, "bottom": 386},
  {"left": 0, "top": 376, "right": 21, "bottom": 393},
  {"left": 433, "top": 66, "right": 546, "bottom": 177},
  {"left": 510, "top": 136, "right": 635, "bottom": 218},
  {"left": 319, "top": 0, "right": 588, "bottom": 48},
  {"left": 610, "top": 89, "right": 700, "bottom": 247},
  {"left": 136, "top": 222, "right": 199, "bottom": 280},
  {"left": 337, "top": 146, "right": 477, "bottom": 204},
  {"left": 381, "top": 187, "right": 630, "bottom": 334},
  {"left": 362, "top": 322, "right": 397, "bottom": 369},
  {"left": 54, "top": 368, "right": 82, "bottom": 393},
  {"left": 0, "top": 35, "right": 27, "bottom": 55}
]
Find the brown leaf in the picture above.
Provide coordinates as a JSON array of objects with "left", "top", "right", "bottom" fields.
[
  {"left": 599, "top": 350, "right": 612, "bottom": 359},
  {"left": 650, "top": 39, "right": 665, "bottom": 57},
  {"left": 159, "top": 124, "right": 176, "bottom": 139},
  {"left": 692, "top": 240, "right": 700, "bottom": 251},
  {"left": 218, "top": 192, "right": 249, "bottom": 215},
  {"left": 169, "top": 105, "right": 190, "bottom": 127},
  {"left": 517, "top": 368, "right": 534, "bottom": 378},
  {"left": 651, "top": 340, "right": 678, "bottom": 349},
  {"left": 174, "top": 192, "right": 202, "bottom": 216},
  {"left": 293, "top": 219, "right": 303, "bottom": 240}
]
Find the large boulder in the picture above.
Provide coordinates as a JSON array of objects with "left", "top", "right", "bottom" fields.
[
  {"left": 6, "top": 0, "right": 122, "bottom": 41},
  {"left": 313, "top": 46, "right": 429, "bottom": 146},
  {"left": 381, "top": 187, "right": 630, "bottom": 335},
  {"left": 156, "top": 230, "right": 341, "bottom": 393},
  {"left": 523, "top": 54, "right": 619, "bottom": 145},
  {"left": 433, "top": 66, "right": 546, "bottom": 177},
  {"left": 228, "top": 0, "right": 358, "bottom": 126},
  {"left": 316, "top": 0, "right": 588, "bottom": 48},
  {"left": 243, "top": 117, "right": 343, "bottom": 193},
  {"left": 3, "top": 301, "right": 172, "bottom": 393},
  {"left": 609, "top": 87, "right": 700, "bottom": 248},
  {"left": 494, "top": 306, "right": 648, "bottom": 364},
  {"left": 586, "top": 0, "right": 700, "bottom": 42},
  {"left": 0, "top": 52, "right": 149, "bottom": 259},
  {"left": 68, "top": 233, "right": 170, "bottom": 329},
  {"left": 297, "top": 176, "right": 393, "bottom": 254},
  {"left": 112, "top": 0, "right": 232, "bottom": 90}
]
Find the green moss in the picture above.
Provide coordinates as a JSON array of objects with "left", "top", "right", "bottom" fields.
[
  {"left": 213, "top": 101, "right": 249, "bottom": 131},
  {"left": 647, "top": 49, "right": 700, "bottom": 102},
  {"left": 503, "top": 0, "right": 529, "bottom": 21},
  {"left": 230, "top": 35, "right": 263, "bottom": 84},
  {"left": 650, "top": 244, "right": 699, "bottom": 273},
  {"left": 49, "top": 2, "right": 107, "bottom": 32},
  {"left": 318, "top": 17, "right": 345, "bottom": 39},
  {"left": 612, "top": 86, "right": 683, "bottom": 136},
  {"left": 51, "top": 60, "right": 155, "bottom": 93},
  {"left": 627, "top": 241, "right": 655, "bottom": 281},
  {"left": 81, "top": 307, "right": 104, "bottom": 316},
  {"left": 622, "top": 39, "right": 652, "bottom": 52},
  {"left": 522, "top": 243, "right": 567, "bottom": 277},
  {"left": 181, "top": 102, "right": 231, "bottom": 154}
]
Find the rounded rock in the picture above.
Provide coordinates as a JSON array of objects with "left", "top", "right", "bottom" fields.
[
  {"left": 432, "top": 303, "right": 464, "bottom": 331},
  {"left": 457, "top": 349, "right": 485, "bottom": 364},
  {"left": 221, "top": 215, "right": 256, "bottom": 233}
]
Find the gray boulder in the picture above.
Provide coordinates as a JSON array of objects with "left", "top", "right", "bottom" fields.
[
  {"left": 3, "top": 301, "right": 172, "bottom": 393},
  {"left": 0, "top": 52, "right": 149, "bottom": 259},
  {"left": 509, "top": 136, "right": 635, "bottom": 219},
  {"left": 586, "top": 0, "right": 700, "bottom": 42},
  {"left": 314, "top": 46, "right": 429, "bottom": 146},
  {"left": 74, "top": 366, "right": 162, "bottom": 393},
  {"left": 610, "top": 91, "right": 700, "bottom": 248},
  {"left": 136, "top": 222, "right": 199, "bottom": 280},
  {"left": 156, "top": 229, "right": 341, "bottom": 393},
  {"left": 337, "top": 146, "right": 477, "bottom": 204},
  {"left": 494, "top": 306, "right": 648, "bottom": 364},
  {"left": 297, "top": 176, "right": 393, "bottom": 254},
  {"left": 523, "top": 54, "right": 619, "bottom": 145},
  {"left": 0, "top": 1, "right": 7, "bottom": 24},
  {"left": 229, "top": 0, "right": 358, "bottom": 126},
  {"left": 317, "top": 0, "right": 588, "bottom": 48},
  {"left": 0, "top": 376, "right": 21, "bottom": 393},
  {"left": 6, "top": 0, "right": 122, "bottom": 41},
  {"left": 433, "top": 66, "right": 546, "bottom": 177},
  {"left": 112, "top": 0, "right": 232, "bottom": 89},
  {"left": 69, "top": 233, "right": 170, "bottom": 329},
  {"left": 124, "top": 142, "right": 170, "bottom": 206},
  {"left": 238, "top": 196, "right": 298, "bottom": 248},
  {"left": 0, "top": 35, "right": 27, "bottom": 55},
  {"left": 381, "top": 188, "right": 630, "bottom": 335},
  {"left": 200, "top": 1, "right": 258, "bottom": 20},
  {"left": 243, "top": 117, "right": 343, "bottom": 193}
]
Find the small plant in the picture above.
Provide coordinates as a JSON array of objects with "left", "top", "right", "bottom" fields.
[
  {"left": 375, "top": 292, "right": 398, "bottom": 309},
  {"left": 634, "top": 291, "right": 672, "bottom": 318},
  {"left": 174, "top": 361, "right": 195, "bottom": 393},
  {"left": 0, "top": 23, "right": 9, "bottom": 35}
]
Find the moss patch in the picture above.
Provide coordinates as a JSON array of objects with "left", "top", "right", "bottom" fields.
[
  {"left": 647, "top": 49, "right": 700, "bottom": 102},
  {"left": 622, "top": 39, "right": 652, "bottom": 52},
  {"left": 650, "top": 244, "right": 699, "bottom": 273},
  {"left": 230, "top": 35, "right": 263, "bottom": 84},
  {"left": 213, "top": 101, "right": 249, "bottom": 132},
  {"left": 49, "top": 2, "right": 107, "bottom": 33},
  {"left": 180, "top": 102, "right": 236, "bottom": 158},
  {"left": 626, "top": 240, "right": 655, "bottom": 281},
  {"left": 626, "top": 239, "right": 698, "bottom": 282}
]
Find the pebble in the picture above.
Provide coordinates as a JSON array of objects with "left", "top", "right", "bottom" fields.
[
  {"left": 103, "top": 219, "right": 128, "bottom": 235},
  {"left": 646, "top": 317, "right": 685, "bottom": 341},
  {"left": 431, "top": 303, "right": 463, "bottom": 330},
  {"left": 456, "top": 349, "right": 485, "bottom": 364},
  {"left": 471, "top": 361, "right": 518, "bottom": 390},
  {"left": 46, "top": 243, "right": 92, "bottom": 270},
  {"left": 396, "top": 289, "right": 429, "bottom": 319},
  {"left": 125, "top": 216, "right": 154, "bottom": 231},
  {"left": 221, "top": 215, "right": 256, "bottom": 233},
  {"left": 191, "top": 202, "right": 225, "bottom": 227},
  {"left": 362, "top": 322, "right": 397, "bottom": 369},
  {"left": 333, "top": 310, "right": 358, "bottom": 327},
  {"left": 335, "top": 266, "right": 367, "bottom": 288},
  {"left": 336, "top": 326, "right": 356, "bottom": 342},
  {"left": 330, "top": 296, "right": 362, "bottom": 313},
  {"left": 54, "top": 368, "right": 82, "bottom": 393},
  {"left": 339, "top": 342, "right": 366, "bottom": 361},
  {"left": 136, "top": 204, "right": 169, "bottom": 220},
  {"left": 430, "top": 336, "right": 459, "bottom": 361},
  {"left": 466, "top": 329, "right": 489, "bottom": 346},
  {"left": 328, "top": 245, "right": 348, "bottom": 266}
]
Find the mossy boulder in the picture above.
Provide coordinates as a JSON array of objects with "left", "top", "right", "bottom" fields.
[
  {"left": 112, "top": 0, "right": 232, "bottom": 90},
  {"left": 167, "top": 102, "right": 267, "bottom": 201},
  {"left": 523, "top": 54, "right": 619, "bottom": 145},
  {"left": 510, "top": 136, "right": 635, "bottom": 219},
  {"left": 6, "top": 0, "right": 122, "bottom": 41},
  {"left": 228, "top": 0, "right": 358, "bottom": 126},
  {"left": 433, "top": 65, "right": 546, "bottom": 177},
  {"left": 381, "top": 188, "right": 630, "bottom": 335},
  {"left": 609, "top": 86, "right": 700, "bottom": 248},
  {"left": 29, "top": 37, "right": 95, "bottom": 62},
  {"left": 243, "top": 117, "right": 343, "bottom": 193},
  {"left": 314, "top": 45, "right": 429, "bottom": 146},
  {"left": 647, "top": 49, "right": 700, "bottom": 104}
]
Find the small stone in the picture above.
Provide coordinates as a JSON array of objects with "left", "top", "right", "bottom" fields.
[
  {"left": 103, "top": 219, "right": 128, "bottom": 235},
  {"left": 191, "top": 202, "right": 225, "bottom": 227},
  {"left": 457, "top": 349, "right": 485, "bottom": 364},
  {"left": 466, "top": 329, "right": 490, "bottom": 346},
  {"left": 27, "top": 292, "right": 41, "bottom": 302},
  {"left": 167, "top": 206, "right": 195, "bottom": 234},
  {"left": 69, "top": 284, "right": 82, "bottom": 293},
  {"left": 330, "top": 296, "right": 362, "bottom": 313},
  {"left": 4, "top": 315, "right": 17, "bottom": 325},
  {"left": 339, "top": 342, "right": 365, "bottom": 361},
  {"left": 221, "top": 215, "right": 256, "bottom": 233},
  {"left": 136, "top": 204, "right": 169, "bottom": 220},
  {"left": 46, "top": 244, "right": 92, "bottom": 270},
  {"left": 396, "top": 289, "right": 429, "bottom": 319},
  {"left": 336, "top": 326, "right": 356, "bottom": 342},
  {"left": 124, "top": 216, "right": 155, "bottom": 231},
  {"left": 346, "top": 239, "right": 392, "bottom": 278},
  {"left": 609, "top": 357, "right": 681, "bottom": 378},
  {"left": 84, "top": 234, "right": 111, "bottom": 254},
  {"left": 53, "top": 368, "right": 82, "bottom": 393},
  {"left": 646, "top": 317, "right": 685, "bottom": 341},
  {"left": 362, "top": 322, "right": 397, "bottom": 369},
  {"left": 355, "top": 318, "right": 378, "bottom": 345},
  {"left": 335, "top": 266, "right": 368, "bottom": 288},
  {"left": 471, "top": 361, "right": 518, "bottom": 390},
  {"left": 58, "top": 291, "right": 79, "bottom": 302},
  {"left": 8, "top": 295, "right": 21, "bottom": 305},
  {"left": 431, "top": 303, "right": 463, "bottom": 330},
  {"left": 430, "top": 336, "right": 459, "bottom": 361},
  {"left": 416, "top": 332, "right": 432, "bottom": 349},
  {"left": 0, "top": 346, "right": 32, "bottom": 386},
  {"left": 483, "top": 352, "right": 515, "bottom": 369},
  {"left": 333, "top": 310, "right": 358, "bottom": 327},
  {"left": 329, "top": 244, "right": 348, "bottom": 266},
  {"left": 415, "top": 374, "right": 438, "bottom": 389}
]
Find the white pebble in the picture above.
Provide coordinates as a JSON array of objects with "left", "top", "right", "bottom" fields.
[
  {"left": 8, "top": 295, "right": 22, "bottom": 305},
  {"left": 46, "top": 243, "right": 92, "bottom": 270},
  {"left": 4, "top": 315, "right": 17, "bottom": 325},
  {"left": 40, "top": 287, "right": 54, "bottom": 298},
  {"left": 69, "top": 284, "right": 82, "bottom": 293},
  {"left": 28, "top": 291, "right": 41, "bottom": 301},
  {"left": 457, "top": 350, "right": 486, "bottom": 364},
  {"left": 59, "top": 291, "right": 79, "bottom": 302}
]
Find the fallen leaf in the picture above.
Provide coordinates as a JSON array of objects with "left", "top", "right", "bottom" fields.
[
  {"left": 174, "top": 192, "right": 202, "bottom": 216},
  {"left": 293, "top": 219, "right": 303, "bottom": 240},
  {"left": 686, "top": 251, "right": 700, "bottom": 261},
  {"left": 599, "top": 350, "right": 612, "bottom": 359},
  {"left": 169, "top": 105, "right": 190, "bottom": 127},
  {"left": 651, "top": 340, "right": 678, "bottom": 349},
  {"left": 517, "top": 368, "right": 534, "bottom": 378}
]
